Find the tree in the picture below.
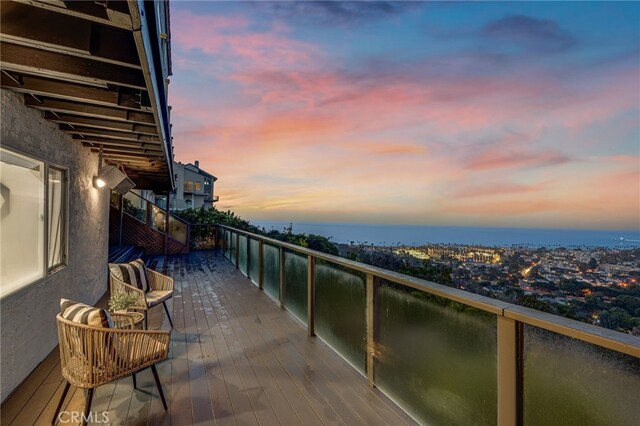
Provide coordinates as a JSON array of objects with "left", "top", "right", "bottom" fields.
[{"left": 588, "top": 257, "right": 598, "bottom": 270}]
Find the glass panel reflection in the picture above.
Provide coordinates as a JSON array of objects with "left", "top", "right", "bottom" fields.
[
  {"left": 262, "top": 244, "right": 280, "bottom": 300},
  {"left": 283, "top": 250, "right": 307, "bottom": 324},
  {"left": 523, "top": 325, "right": 640, "bottom": 426},
  {"left": 374, "top": 280, "right": 497, "bottom": 425},
  {"left": 314, "top": 260, "right": 366, "bottom": 372},
  {"left": 249, "top": 238, "right": 259, "bottom": 285}
]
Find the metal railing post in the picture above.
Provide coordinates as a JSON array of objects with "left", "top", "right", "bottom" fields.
[
  {"left": 497, "top": 316, "right": 519, "bottom": 426},
  {"left": 258, "top": 240, "right": 264, "bottom": 290},
  {"left": 279, "top": 246, "right": 285, "bottom": 308},
  {"left": 366, "top": 274, "right": 375, "bottom": 387},
  {"left": 307, "top": 255, "right": 315, "bottom": 337}
]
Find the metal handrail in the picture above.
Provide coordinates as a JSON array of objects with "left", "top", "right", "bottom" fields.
[
  {"left": 217, "top": 224, "right": 640, "bottom": 358},
  {"left": 125, "top": 190, "right": 190, "bottom": 227}
]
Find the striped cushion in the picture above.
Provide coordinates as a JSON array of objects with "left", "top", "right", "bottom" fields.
[
  {"left": 60, "top": 299, "right": 113, "bottom": 328},
  {"left": 109, "top": 259, "right": 150, "bottom": 293}
]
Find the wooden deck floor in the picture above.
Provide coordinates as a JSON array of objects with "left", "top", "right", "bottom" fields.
[{"left": 1, "top": 250, "right": 416, "bottom": 425}]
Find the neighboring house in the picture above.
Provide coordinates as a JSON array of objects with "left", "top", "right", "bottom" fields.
[
  {"left": 128, "top": 160, "right": 218, "bottom": 211},
  {"left": 170, "top": 160, "right": 218, "bottom": 210},
  {"left": 0, "top": 1, "right": 173, "bottom": 402}
]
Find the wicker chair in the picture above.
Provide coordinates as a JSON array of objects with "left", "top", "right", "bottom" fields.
[
  {"left": 109, "top": 266, "right": 174, "bottom": 329},
  {"left": 52, "top": 313, "right": 170, "bottom": 426}
]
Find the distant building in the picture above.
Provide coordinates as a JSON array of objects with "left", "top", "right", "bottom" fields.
[
  {"left": 129, "top": 160, "right": 218, "bottom": 211},
  {"left": 170, "top": 160, "right": 218, "bottom": 210}
]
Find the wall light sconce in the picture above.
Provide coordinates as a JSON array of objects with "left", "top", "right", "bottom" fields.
[
  {"left": 93, "top": 147, "right": 136, "bottom": 193},
  {"left": 95, "top": 165, "right": 136, "bottom": 193},
  {"left": 93, "top": 176, "right": 106, "bottom": 188}
]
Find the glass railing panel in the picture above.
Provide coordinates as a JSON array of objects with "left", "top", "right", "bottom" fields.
[
  {"left": 374, "top": 280, "right": 497, "bottom": 425},
  {"left": 224, "top": 229, "right": 231, "bottom": 259},
  {"left": 238, "top": 235, "right": 248, "bottom": 275},
  {"left": 123, "top": 192, "right": 147, "bottom": 222},
  {"left": 168, "top": 215, "right": 187, "bottom": 245},
  {"left": 229, "top": 232, "right": 237, "bottom": 266},
  {"left": 150, "top": 205, "right": 166, "bottom": 233},
  {"left": 523, "top": 325, "right": 640, "bottom": 425},
  {"left": 248, "top": 238, "right": 260, "bottom": 285},
  {"left": 283, "top": 250, "right": 307, "bottom": 325},
  {"left": 314, "top": 260, "right": 366, "bottom": 372},
  {"left": 262, "top": 244, "right": 280, "bottom": 300}
]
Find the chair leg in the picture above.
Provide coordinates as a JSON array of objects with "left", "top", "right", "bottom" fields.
[
  {"left": 132, "top": 373, "right": 137, "bottom": 389},
  {"left": 51, "top": 381, "right": 71, "bottom": 425},
  {"left": 144, "top": 313, "right": 148, "bottom": 330},
  {"left": 81, "top": 388, "right": 94, "bottom": 426},
  {"left": 163, "top": 301, "right": 174, "bottom": 328},
  {"left": 151, "top": 365, "right": 167, "bottom": 411}
]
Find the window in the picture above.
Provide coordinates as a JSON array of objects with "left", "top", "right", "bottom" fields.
[
  {"left": 184, "top": 181, "right": 202, "bottom": 192},
  {"left": 0, "top": 147, "right": 68, "bottom": 298}
]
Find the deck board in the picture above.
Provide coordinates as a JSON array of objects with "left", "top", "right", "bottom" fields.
[{"left": 1, "top": 251, "right": 417, "bottom": 426}]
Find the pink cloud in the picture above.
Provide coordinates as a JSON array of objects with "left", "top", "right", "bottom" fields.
[
  {"left": 172, "top": 10, "right": 321, "bottom": 71},
  {"left": 465, "top": 149, "right": 570, "bottom": 171}
]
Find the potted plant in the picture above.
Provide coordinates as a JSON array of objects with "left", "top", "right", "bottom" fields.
[{"left": 108, "top": 291, "right": 140, "bottom": 313}]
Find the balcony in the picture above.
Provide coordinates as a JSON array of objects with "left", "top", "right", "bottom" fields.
[
  {"left": 1, "top": 251, "right": 415, "bottom": 426},
  {"left": 2, "top": 226, "right": 639, "bottom": 425}
]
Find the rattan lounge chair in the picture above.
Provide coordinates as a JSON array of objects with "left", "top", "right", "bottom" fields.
[
  {"left": 51, "top": 313, "right": 170, "bottom": 426},
  {"left": 109, "top": 264, "right": 174, "bottom": 329}
]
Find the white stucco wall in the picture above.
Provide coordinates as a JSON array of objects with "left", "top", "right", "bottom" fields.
[{"left": 0, "top": 89, "right": 110, "bottom": 401}]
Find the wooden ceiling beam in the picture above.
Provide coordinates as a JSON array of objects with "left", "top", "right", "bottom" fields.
[
  {"left": 87, "top": 146, "right": 164, "bottom": 157},
  {"left": 1, "top": 2, "right": 140, "bottom": 68},
  {"left": 0, "top": 42, "right": 145, "bottom": 89},
  {"left": 44, "top": 112, "right": 157, "bottom": 135},
  {"left": 24, "top": 96, "right": 155, "bottom": 124},
  {"left": 0, "top": 73, "right": 151, "bottom": 110},
  {"left": 72, "top": 133, "right": 162, "bottom": 147},
  {"left": 62, "top": 124, "right": 160, "bottom": 142},
  {"left": 79, "top": 138, "right": 161, "bottom": 151},
  {"left": 11, "top": 0, "right": 133, "bottom": 30}
]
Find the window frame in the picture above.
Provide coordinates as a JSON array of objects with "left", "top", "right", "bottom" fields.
[
  {"left": 0, "top": 146, "right": 69, "bottom": 298},
  {"left": 46, "top": 164, "right": 69, "bottom": 274}
]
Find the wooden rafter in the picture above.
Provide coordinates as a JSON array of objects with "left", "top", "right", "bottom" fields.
[
  {"left": 24, "top": 96, "right": 155, "bottom": 124},
  {"left": 0, "top": 73, "right": 151, "bottom": 110},
  {"left": 0, "top": 42, "right": 146, "bottom": 89},
  {"left": 1, "top": 2, "right": 140, "bottom": 68},
  {"left": 44, "top": 112, "right": 157, "bottom": 135},
  {"left": 10, "top": 0, "right": 133, "bottom": 30},
  {"left": 62, "top": 125, "right": 160, "bottom": 142}
]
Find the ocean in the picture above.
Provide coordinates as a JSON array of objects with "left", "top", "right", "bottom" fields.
[{"left": 251, "top": 221, "right": 640, "bottom": 248}]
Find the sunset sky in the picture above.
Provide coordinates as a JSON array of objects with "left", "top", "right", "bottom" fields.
[{"left": 169, "top": 1, "right": 640, "bottom": 230}]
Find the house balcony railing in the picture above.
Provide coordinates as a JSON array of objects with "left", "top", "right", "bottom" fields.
[
  {"left": 215, "top": 224, "right": 640, "bottom": 425},
  {"left": 116, "top": 191, "right": 190, "bottom": 247}
]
